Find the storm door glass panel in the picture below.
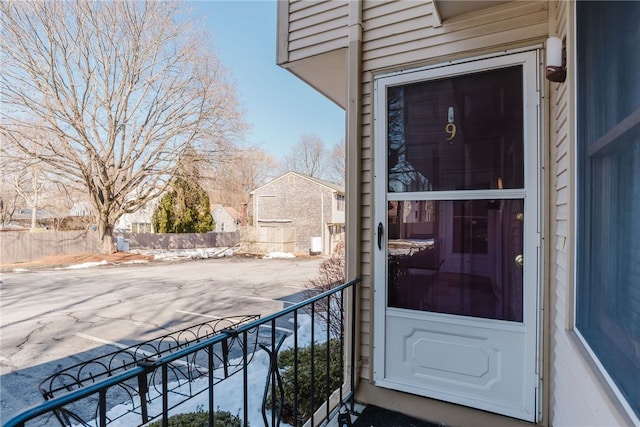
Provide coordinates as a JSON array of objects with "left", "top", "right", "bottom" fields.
[
  {"left": 388, "top": 66, "right": 524, "bottom": 192},
  {"left": 386, "top": 65, "right": 525, "bottom": 322},
  {"left": 387, "top": 199, "right": 523, "bottom": 321}
]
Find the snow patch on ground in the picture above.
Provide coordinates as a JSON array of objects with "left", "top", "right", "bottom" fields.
[
  {"left": 263, "top": 252, "right": 296, "bottom": 259},
  {"left": 8, "top": 268, "right": 32, "bottom": 273},
  {"left": 137, "top": 246, "right": 240, "bottom": 261},
  {"left": 6, "top": 247, "right": 300, "bottom": 273},
  {"left": 58, "top": 260, "right": 109, "bottom": 270}
]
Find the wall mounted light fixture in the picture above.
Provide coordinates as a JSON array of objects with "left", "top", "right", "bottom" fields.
[{"left": 546, "top": 36, "right": 566, "bottom": 82}]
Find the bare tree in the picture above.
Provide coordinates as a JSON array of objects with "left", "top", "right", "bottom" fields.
[
  {"left": 205, "top": 145, "right": 277, "bottom": 209},
  {"left": 1, "top": 130, "right": 52, "bottom": 230},
  {"left": 0, "top": 171, "right": 19, "bottom": 228},
  {"left": 282, "top": 133, "right": 329, "bottom": 179},
  {"left": 304, "top": 240, "right": 345, "bottom": 338},
  {"left": 0, "top": 1, "right": 245, "bottom": 253},
  {"left": 327, "top": 139, "right": 345, "bottom": 184},
  {"left": 12, "top": 157, "right": 46, "bottom": 231}
]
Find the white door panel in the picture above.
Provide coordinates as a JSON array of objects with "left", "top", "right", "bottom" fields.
[
  {"left": 383, "top": 313, "right": 532, "bottom": 419},
  {"left": 373, "top": 51, "right": 541, "bottom": 422}
]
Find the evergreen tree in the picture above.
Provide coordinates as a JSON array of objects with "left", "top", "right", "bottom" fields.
[{"left": 152, "top": 177, "right": 214, "bottom": 233}]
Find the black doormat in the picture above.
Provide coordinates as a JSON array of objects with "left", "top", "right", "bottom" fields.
[{"left": 352, "top": 405, "right": 439, "bottom": 427}]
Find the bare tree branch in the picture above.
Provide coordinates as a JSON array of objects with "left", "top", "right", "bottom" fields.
[
  {"left": 1, "top": 0, "right": 246, "bottom": 252},
  {"left": 203, "top": 145, "right": 277, "bottom": 209},
  {"left": 282, "top": 133, "right": 328, "bottom": 179},
  {"left": 327, "top": 138, "right": 345, "bottom": 184}
]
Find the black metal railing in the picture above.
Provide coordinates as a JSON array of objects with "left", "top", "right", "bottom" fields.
[
  {"left": 4, "top": 279, "right": 359, "bottom": 427},
  {"left": 38, "top": 315, "right": 262, "bottom": 427}
]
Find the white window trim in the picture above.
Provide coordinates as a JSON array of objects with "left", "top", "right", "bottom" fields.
[{"left": 570, "top": 3, "right": 640, "bottom": 424}]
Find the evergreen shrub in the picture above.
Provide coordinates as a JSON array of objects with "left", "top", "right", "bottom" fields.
[
  {"left": 146, "top": 409, "right": 243, "bottom": 427},
  {"left": 276, "top": 339, "right": 343, "bottom": 426}
]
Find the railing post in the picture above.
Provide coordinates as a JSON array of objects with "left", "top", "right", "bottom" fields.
[
  {"left": 208, "top": 343, "right": 215, "bottom": 427},
  {"left": 136, "top": 368, "right": 150, "bottom": 424},
  {"left": 243, "top": 330, "right": 249, "bottom": 427},
  {"left": 310, "top": 301, "right": 315, "bottom": 427},
  {"left": 162, "top": 363, "right": 169, "bottom": 427},
  {"left": 326, "top": 293, "right": 331, "bottom": 422},
  {"left": 99, "top": 389, "right": 107, "bottom": 427},
  {"left": 293, "top": 310, "right": 299, "bottom": 426},
  {"left": 260, "top": 334, "right": 286, "bottom": 427},
  {"left": 222, "top": 335, "right": 230, "bottom": 378},
  {"left": 271, "top": 319, "right": 277, "bottom": 427},
  {"left": 340, "top": 288, "right": 346, "bottom": 408},
  {"left": 350, "top": 280, "right": 357, "bottom": 413}
]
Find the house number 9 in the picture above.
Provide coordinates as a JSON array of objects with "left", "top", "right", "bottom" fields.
[{"left": 445, "top": 123, "right": 457, "bottom": 141}]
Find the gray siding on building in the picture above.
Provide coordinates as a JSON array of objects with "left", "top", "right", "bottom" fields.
[{"left": 252, "top": 172, "right": 344, "bottom": 255}]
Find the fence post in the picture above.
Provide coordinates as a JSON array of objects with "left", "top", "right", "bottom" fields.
[{"left": 136, "top": 360, "right": 156, "bottom": 425}]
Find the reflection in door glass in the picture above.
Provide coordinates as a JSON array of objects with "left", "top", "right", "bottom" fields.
[
  {"left": 387, "top": 66, "right": 524, "bottom": 192},
  {"left": 387, "top": 199, "right": 524, "bottom": 322}
]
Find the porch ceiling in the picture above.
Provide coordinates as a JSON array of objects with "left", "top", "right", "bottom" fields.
[
  {"left": 434, "top": 0, "right": 514, "bottom": 23},
  {"left": 281, "top": 49, "right": 347, "bottom": 110}
]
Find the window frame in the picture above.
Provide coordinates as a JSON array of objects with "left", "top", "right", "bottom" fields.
[{"left": 572, "top": 1, "right": 640, "bottom": 423}]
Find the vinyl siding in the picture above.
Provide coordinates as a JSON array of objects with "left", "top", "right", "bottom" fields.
[
  {"left": 356, "top": 0, "right": 549, "bottom": 384},
  {"left": 362, "top": 1, "right": 548, "bottom": 71},
  {"left": 285, "top": 0, "right": 348, "bottom": 62},
  {"left": 358, "top": 76, "right": 374, "bottom": 381}
]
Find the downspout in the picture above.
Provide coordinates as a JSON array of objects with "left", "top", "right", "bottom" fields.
[{"left": 346, "top": 0, "right": 363, "bottom": 405}]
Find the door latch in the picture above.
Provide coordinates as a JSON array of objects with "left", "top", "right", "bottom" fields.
[{"left": 515, "top": 254, "right": 524, "bottom": 267}]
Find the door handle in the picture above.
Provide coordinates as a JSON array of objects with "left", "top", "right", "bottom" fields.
[
  {"left": 378, "top": 222, "right": 384, "bottom": 250},
  {"left": 515, "top": 254, "right": 524, "bottom": 267}
]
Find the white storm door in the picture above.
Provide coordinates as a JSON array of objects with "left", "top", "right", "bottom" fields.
[{"left": 373, "top": 51, "right": 541, "bottom": 422}]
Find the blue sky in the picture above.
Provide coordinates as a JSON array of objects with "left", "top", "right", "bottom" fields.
[{"left": 191, "top": 1, "right": 345, "bottom": 161}]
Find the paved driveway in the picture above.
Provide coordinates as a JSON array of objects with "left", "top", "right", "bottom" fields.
[{"left": 0, "top": 256, "right": 324, "bottom": 424}]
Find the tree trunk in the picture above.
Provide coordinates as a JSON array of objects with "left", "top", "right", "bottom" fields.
[
  {"left": 30, "top": 189, "right": 39, "bottom": 231},
  {"left": 30, "top": 205, "right": 37, "bottom": 231},
  {"left": 97, "top": 219, "right": 115, "bottom": 254}
]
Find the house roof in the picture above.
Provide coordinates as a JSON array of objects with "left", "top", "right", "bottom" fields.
[
  {"left": 12, "top": 208, "right": 58, "bottom": 220},
  {"left": 250, "top": 171, "right": 345, "bottom": 195},
  {"left": 211, "top": 204, "right": 241, "bottom": 220}
]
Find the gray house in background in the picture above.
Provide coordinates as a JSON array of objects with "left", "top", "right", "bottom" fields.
[
  {"left": 211, "top": 204, "right": 241, "bottom": 233},
  {"left": 250, "top": 171, "right": 345, "bottom": 255}
]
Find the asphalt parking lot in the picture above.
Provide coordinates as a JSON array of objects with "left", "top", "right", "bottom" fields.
[{"left": 0, "top": 256, "right": 324, "bottom": 424}]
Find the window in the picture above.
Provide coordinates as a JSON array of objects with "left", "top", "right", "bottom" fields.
[
  {"left": 576, "top": 1, "right": 640, "bottom": 419},
  {"left": 132, "top": 222, "right": 152, "bottom": 233},
  {"left": 336, "top": 194, "right": 345, "bottom": 211}
]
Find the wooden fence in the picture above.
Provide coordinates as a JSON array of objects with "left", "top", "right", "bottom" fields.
[
  {"left": 0, "top": 231, "right": 240, "bottom": 264},
  {"left": 240, "top": 226, "right": 296, "bottom": 254}
]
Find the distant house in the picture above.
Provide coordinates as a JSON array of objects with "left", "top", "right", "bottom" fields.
[
  {"left": 69, "top": 201, "right": 92, "bottom": 217},
  {"left": 10, "top": 208, "right": 57, "bottom": 229},
  {"left": 211, "top": 204, "right": 241, "bottom": 233},
  {"left": 250, "top": 171, "right": 345, "bottom": 255},
  {"left": 114, "top": 201, "right": 156, "bottom": 233}
]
